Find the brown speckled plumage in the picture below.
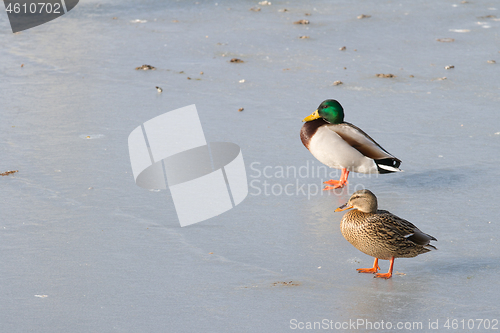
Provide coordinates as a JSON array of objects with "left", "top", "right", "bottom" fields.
[
  {"left": 336, "top": 189, "right": 437, "bottom": 278},
  {"left": 341, "top": 209, "right": 436, "bottom": 260}
]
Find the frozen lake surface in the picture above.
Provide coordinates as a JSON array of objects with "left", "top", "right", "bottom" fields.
[{"left": 1, "top": 0, "right": 500, "bottom": 332}]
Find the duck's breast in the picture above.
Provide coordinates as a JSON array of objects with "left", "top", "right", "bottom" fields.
[
  {"left": 308, "top": 126, "right": 378, "bottom": 173},
  {"left": 340, "top": 211, "right": 396, "bottom": 260}
]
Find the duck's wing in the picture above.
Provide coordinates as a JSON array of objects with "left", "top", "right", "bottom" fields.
[
  {"left": 376, "top": 210, "right": 437, "bottom": 247},
  {"left": 327, "top": 123, "right": 402, "bottom": 173}
]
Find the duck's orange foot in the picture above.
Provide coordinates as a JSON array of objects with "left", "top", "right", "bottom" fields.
[
  {"left": 324, "top": 185, "right": 341, "bottom": 190},
  {"left": 357, "top": 266, "right": 380, "bottom": 274},
  {"left": 357, "top": 258, "right": 380, "bottom": 274},
  {"left": 323, "top": 179, "right": 348, "bottom": 190},
  {"left": 324, "top": 179, "right": 341, "bottom": 186},
  {"left": 374, "top": 272, "right": 392, "bottom": 279}
]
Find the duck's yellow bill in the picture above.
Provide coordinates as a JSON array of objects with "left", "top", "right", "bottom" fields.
[
  {"left": 302, "top": 110, "right": 321, "bottom": 122},
  {"left": 335, "top": 203, "right": 353, "bottom": 212}
]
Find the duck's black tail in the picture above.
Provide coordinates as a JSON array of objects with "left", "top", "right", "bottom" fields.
[{"left": 375, "top": 158, "right": 402, "bottom": 174}]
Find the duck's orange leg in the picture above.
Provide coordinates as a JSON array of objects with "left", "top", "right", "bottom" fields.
[
  {"left": 374, "top": 257, "right": 395, "bottom": 279},
  {"left": 356, "top": 258, "right": 381, "bottom": 274},
  {"left": 323, "top": 168, "right": 350, "bottom": 190}
]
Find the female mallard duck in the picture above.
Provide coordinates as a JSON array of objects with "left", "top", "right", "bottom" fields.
[
  {"left": 301, "top": 99, "right": 402, "bottom": 189},
  {"left": 335, "top": 189, "right": 437, "bottom": 279}
]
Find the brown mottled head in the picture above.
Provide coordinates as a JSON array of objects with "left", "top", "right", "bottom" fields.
[{"left": 346, "top": 189, "right": 378, "bottom": 213}]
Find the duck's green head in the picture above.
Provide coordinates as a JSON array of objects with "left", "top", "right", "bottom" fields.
[{"left": 303, "top": 99, "right": 344, "bottom": 124}]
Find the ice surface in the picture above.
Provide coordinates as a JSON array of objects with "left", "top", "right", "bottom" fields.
[{"left": 1, "top": 0, "right": 500, "bottom": 332}]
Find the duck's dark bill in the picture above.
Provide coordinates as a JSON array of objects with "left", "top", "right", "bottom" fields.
[
  {"left": 302, "top": 110, "right": 321, "bottom": 122},
  {"left": 335, "top": 203, "right": 353, "bottom": 212}
]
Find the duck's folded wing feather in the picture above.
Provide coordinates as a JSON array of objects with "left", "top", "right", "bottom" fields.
[
  {"left": 327, "top": 123, "right": 401, "bottom": 162},
  {"left": 375, "top": 211, "right": 437, "bottom": 245}
]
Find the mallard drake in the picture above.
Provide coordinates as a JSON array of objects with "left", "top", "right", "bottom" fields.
[
  {"left": 335, "top": 189, "right": 437, "bottom": 279},
  {"left": 300, "top": 99, "right": 401, "bottom": 189}
]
